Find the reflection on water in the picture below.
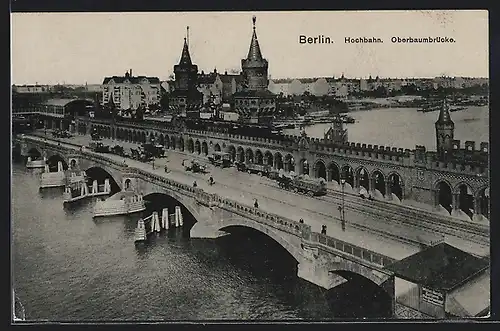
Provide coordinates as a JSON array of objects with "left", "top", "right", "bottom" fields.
[{"left": 284, "top": 106, "right": 489, "bottom": 150}]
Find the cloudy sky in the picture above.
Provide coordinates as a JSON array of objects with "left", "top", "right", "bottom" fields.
[{"left": 11, "top": 10, "right": 488, "bottom": 85}]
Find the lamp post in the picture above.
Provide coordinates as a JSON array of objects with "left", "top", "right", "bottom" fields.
[{"left": 340, "top": 178, "right": 346, "bottom": 231}]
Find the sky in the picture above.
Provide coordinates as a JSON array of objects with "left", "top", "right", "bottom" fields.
[{"left": 11, "top": 10, "right": 488, "bottom": 85}]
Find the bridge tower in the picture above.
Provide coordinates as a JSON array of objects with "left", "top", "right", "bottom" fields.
[{"left": 435, "top": 99, "right": 454, "bottom": 158}]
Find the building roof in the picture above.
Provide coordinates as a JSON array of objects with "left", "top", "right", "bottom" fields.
[
  {"left": 247, "top": 17, "right": 264, "bottom": 62},
  {"left": 42, "top": 98, "right": 93, "bottom": 107},
  {"left": 446, "top": 270, "right": 490, "bottom": 317},
  {"left": 198, "top": 73, "right": 217, "bottom": 85},
  {"left": 102, "top": 76, "right": 161, "bottom": 84},
  {"left": 436, "top": 99, "right": 454, "bottom": 125},
  {"left": 220, "top": 74, "right": 241, "bottom": 84},
  {"left": 385, "top": 243, "right": 489, "bottom": 292},
  {"left": 178, "top": 37, "right": 192, "bottom": 66},
  {"left": 233, "top": 89, "right": 275, "bottom": 98}
]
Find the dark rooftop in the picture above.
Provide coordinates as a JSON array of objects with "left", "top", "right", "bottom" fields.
[
  {"left": 233, "top": 89, "right": 275, "bottom": 98},
  {"left": 385, "top": 243, "right": 489, "bottom": 292}
]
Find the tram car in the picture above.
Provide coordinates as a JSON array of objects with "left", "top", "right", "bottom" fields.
[
  {"left": 208, "top": 152, "right": 232, "bottom": 168},
  {"left": 276, "top": 175, "right": 327, "bottom": 197},
  {"left": 234, "top": 162, "right": 272, "bottom": 176}
]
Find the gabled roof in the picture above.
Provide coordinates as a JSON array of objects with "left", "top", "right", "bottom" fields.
[
  {"left": 103, "top": 76, "right": 161, "bottom": 84},
  {"left": 385, "top": 243, "right": 489, "bottom": 292}
]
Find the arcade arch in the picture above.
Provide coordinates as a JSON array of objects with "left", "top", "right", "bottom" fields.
[
  {"left": 255, "top": 150, "right": 263, "bottom": 165},
  {"left": 194, "top": 141, "right": 201, "bottom": 154},
  {"left": 387, "top": 173, "right": 403, "bottom": 200},
  {"left": 314, "top": 160, "right": 327, "bottom": 180},
  {"left": 372, "top": 170, "right": 386, "bottom": 196},
  {"left": 455, "top": 183, "right": 474, "bottom": 218},
  {"left": 187, "top": 139, "right": 194, "bottom": 153},
  {"left": 341, "top": 165, "right": 354, "bottom": 187},
  {"left": 201, "top": 142, "right": 208, "bottom": 156},
  {"left": 436, "top": 180, "right": 452, "bottom": 213},
  {"left": 274, "top": 153, "right": 283, "bottom": 170}
]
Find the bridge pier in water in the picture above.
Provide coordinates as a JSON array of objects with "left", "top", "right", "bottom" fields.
[{"left": 134, "top": 206, "right": 185, "bottom": 243}]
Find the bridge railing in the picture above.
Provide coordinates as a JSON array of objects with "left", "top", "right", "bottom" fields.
[
  {"left": 126, "top": 166, "right": 310, "bottom": 238},
  {"left": 308, "top": 231, "right": 397, "bottom": 268},
  {"left": 21, "top": 135, "right": 398, "bottom": 268}
]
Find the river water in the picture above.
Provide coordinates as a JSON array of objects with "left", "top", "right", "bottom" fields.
[
  {"left": 284, "top": 106, "right": 489, "bottom": 150},
  {"left": 11, "top": 106, "right": 488, "bottom": 321}
]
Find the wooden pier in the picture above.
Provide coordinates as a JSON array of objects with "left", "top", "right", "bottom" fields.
[{"left": 134, "top": 206, "right": 184, "bottom": 243}]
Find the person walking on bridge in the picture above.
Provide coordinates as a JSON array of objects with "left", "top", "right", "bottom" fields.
[{"left": 254, "top": 199, "right": 259, "bottom": 208}]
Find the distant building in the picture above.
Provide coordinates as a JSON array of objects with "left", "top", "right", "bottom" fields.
[
  {"left": 220, "top": 71, "right": 243, "bottom": 102},
  {"left": 197, "top": 69, "right": 223, "bottom": 105},
  {"left": 13, "top": 84, "right": 50, "bottom": 93},
  {"left": 101, "top": 69, "right": 161, "bottom": 110}
]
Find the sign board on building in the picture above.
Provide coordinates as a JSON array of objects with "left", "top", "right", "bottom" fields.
[{"left": 422, "top": 287, "right": 444, "bottom": 306}]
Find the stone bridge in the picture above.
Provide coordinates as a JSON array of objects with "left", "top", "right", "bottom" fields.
[
  {"left": 75, "top": 117, "right": 489, "bottom": 223},
  {"left": 16, "top": 134, "right": 397, "bottom": 314}
]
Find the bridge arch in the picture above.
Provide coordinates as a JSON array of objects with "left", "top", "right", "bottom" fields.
[
  {"left": 187, "top": 138, "right": 194, "bottom": 153},
  {"left": 140, "top": 190, "right": 203, "bottom": 227},
  {"left": 341, "top": 165, "right": 354, "bottom": 187},
  {"left": 255, "top": 150, "right": 263, "bottom": 165},
  {"left": 245, "top": 148, "right": 254, "bottom": 163},
  {"left": 327, "top": 268, "right": 393, "bottom": 317},
  {"left": 214, "top": 143, "right": 221, "bottom": 152},
  {"left": 327, "top": 161, "right": 340, "bottom": 184},
  {"left": 355, "top": 166, "right": 370, "bottom": 192},
  {"left": 237, "top": 146, "right": 245, "bottom": 162},
  {"left": 47, "top": 154, "right": 68, "bottom": 171},
  {"left": 371, "top": 169, "right": 386, "bottom": 196},
  {"left": 158, "top": 134, "right": 165, "bottom": 146},
  {"left": 264, "top": 151, "right": 273, "bottom": 167},
  {"left": 227, "top": 145, "right": 237, "bottom": 162},
  {"left": 27, "top": 147, "right": 42, "bottom": 158},
  {"left": 434, "top": 179, "right": 453, "bottom": 213},
  {"left": 299, "top": 158, "right": 310, "bottom": 175},
  {"left": 216, "top": 219, "right": 304, "bottom": 264},
  {"left": 454, "top": 182, "right": 474, "bottom": 218},
  {"left": 387, "top": 172, "right": 403, "bottom": 200},
  {"left": 314, "top": 159, "right": 327, "bottom": 180},
  {"left": 194, "top": 140, "right": 201, "bottom": 154},
  {"left": 178, "top": 137, "right": 185, "bottom": 151},
  {"left": 84, "top": 166, "right": 121, "bottom": 194},
  {"left": 476, "top": 186, "right": 489, "bottom": 219},
  {"left": 284, "top": 154, "right": 294, "bottom": 172},
  {"left": 274, "top": 152, "right": 283, "bottom": 170},
  {"left": 201, "top": 141, "right": 208, "bottom": 155}
]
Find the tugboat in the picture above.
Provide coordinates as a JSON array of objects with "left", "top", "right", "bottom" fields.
[{"left": 12, "top": 289, "right": 26, "bottom": 321}]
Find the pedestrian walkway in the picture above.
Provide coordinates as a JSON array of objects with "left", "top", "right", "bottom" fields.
[{"left": 28, "top": 132, "right": 489, "bottom": 258}]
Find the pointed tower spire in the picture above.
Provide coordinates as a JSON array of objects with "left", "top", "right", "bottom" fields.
[
  {"left": 179, "top": 37, "right": 192, "bottom": 66},
  {"left": 436, "top": 98, "right": 453, "bottom": 124},
  {"left": 247, "top": 15, "right": 263, "bottom": 61}
]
